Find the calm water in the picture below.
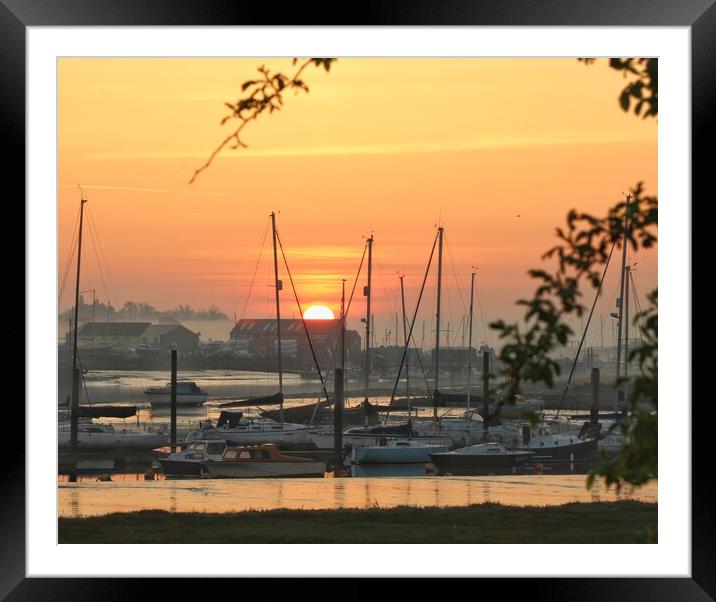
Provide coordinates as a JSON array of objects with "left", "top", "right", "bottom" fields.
[
  {"left": 67, "top": 368, "right": 476, "bottom": 433},
  {"left": 60, "top": 369, "right": 654, "bottom": 518},
  {"left": 58, "top": 474, "right": 657, "bottom": 518}
]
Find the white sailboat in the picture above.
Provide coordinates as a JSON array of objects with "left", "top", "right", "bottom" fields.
[
  {"left": 58, "top": 420, "right": 167, "bottom": 450},
  {"left": 60, "top": 193, "right": 169, "bottom": 457},
  {"left": 547, "top": 194, "right": 635, "bottom": 453},
  {"left": 185, "top": 212, "right": 308, "bottom": 446}
]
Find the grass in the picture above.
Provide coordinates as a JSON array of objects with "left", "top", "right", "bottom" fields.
[{"left": 58, "top": 501, "right": 657, "bottom": 544}]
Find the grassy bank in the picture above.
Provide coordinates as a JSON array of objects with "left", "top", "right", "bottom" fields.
[{"left": 58, "top": 501, "right": 656, "bottom": 544}]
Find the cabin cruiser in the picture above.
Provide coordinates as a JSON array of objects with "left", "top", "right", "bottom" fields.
[
  {"left": 185, "top": 411, "right": 309, "bottom": 446},
  {"left": 429, "top": 442, "right": 534, "bottom": 475},
  {"left": 144, "top": 381, "right": 208, "bottom": 406},
  {"left": 58, "top": 421, "right": 168, "bottom": 450},
  {"left": 351, "top": 438, "right": 450, "bottom": 464},
  {"left": 157, "top": 440, "right": 228, "bottom": 476},
  {"left": 202, "top": 443, "right": 326, "bottom": 478}
]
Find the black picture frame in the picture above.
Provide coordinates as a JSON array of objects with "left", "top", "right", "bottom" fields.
[{"left": 7, "top": 0, "right": 708, "bottom": 597}]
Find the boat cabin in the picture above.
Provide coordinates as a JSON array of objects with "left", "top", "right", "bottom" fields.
[
  {"left": 217, "top": 443, "right": 311, "bottom": 463},
  {"left": 222, "top": 446, "right": 276, "bottom": 461},
  {"left": 181, "top": 440, "right": 227, "bottom": 459}
]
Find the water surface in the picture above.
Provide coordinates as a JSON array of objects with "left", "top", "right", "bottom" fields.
[{"left": 58, "top": 474, "right": 657, "bottom": 518}]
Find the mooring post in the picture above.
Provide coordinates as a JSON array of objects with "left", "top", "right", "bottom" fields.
[
  {"left": 482, "top": 349, "right": 489, "bottom": 441},
  {"left": 334, "top": 368, "right": 344, "bottom": 468},
  {"left": 170, "top": 346, "right": 177, "bottom": 452},
  {"left": 590, "top": 367, "right": 600, "bottom": 426},
  {"left": 68, "top": 367, "right": 80, "bottom": 482}
]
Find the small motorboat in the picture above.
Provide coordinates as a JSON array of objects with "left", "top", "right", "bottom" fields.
[
  {"left": 157, "top": 440, "right": 228, "bottom": 476},
  {"left": 202, "top": 443, "right": 326, "bottom": 478},
  {"left": 143, "top": 381, "right": 209, "bottom": 406},
  {"left": 351, "top": 439, "right": 450, "bottom": 464},
  {"left": 429, "top": 442, "right": 534, "bottom": 475}
]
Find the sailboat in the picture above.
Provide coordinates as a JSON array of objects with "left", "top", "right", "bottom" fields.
[
  {"left": 309, "top": 230, "right": 453, "bottom": 451},
  {"left": 411, "top": 266, "right": 489, "bottom": 445},
  {"left": 60, "top": 192, "right": 168, "bottom": 465},
  {"left": 429, "top": 442, "right": 534, "bottom": 475},
  {"left": 185, "top": 212, "right": 309, "bottom": 446},
  {"left": 492, "top": 196, "right": 639, "bottom": 470},
  {"left": 543, "top": 194, "right": 636, "bottom": 454}
]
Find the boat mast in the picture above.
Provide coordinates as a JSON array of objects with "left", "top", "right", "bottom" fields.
[
  {"left": 69, "top": 192, "right": 87, "bottom": 482},
  {"left": 341, "top": 279, "right": 346, "bottom": 371},
  {"left": 466, "top": 270, "right": 475, "bottom": 423},
  {"left": 614, "top": 194, "right": 630, "bottom": 414},
  {"left": 433, "top": 226, "right": 444, "bottom": 419},
  {"left": 399, "top": 274, "right": 410, "bottom": 414},
  {"left": 363, "top": 235, "right": 373, "bottom": 424},
  {"left": 624, "top": 264, "right": 630, "bottom": 407},
  {"left": 270, "top": 211, "right": 284, "bottom": 424}
]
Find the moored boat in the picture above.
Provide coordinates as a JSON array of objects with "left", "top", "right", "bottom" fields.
[
  {"left": 202, "top": 443, "right": 326, "bottom": 478},
  {"left": 144, "top": 381, "right": 208, "bottom": 406},
  {"left": 157, "top": 440, "right": 227, "bottom": 476},
  {"left": 499, "top": 423, "right": 599, "bottom": 471},
  {"left": 309, "top": 422, "right": 452, "bottom": 449},
  {"left": 351, "top": 439, "right": 450, "bottom": 464},
  {"left": 58, "top": 421, "right": 168, "bottom": 450},
  {"left": 429, "top": 442, "right": 534, "bottom": 475},
  {"left": 186, "top": 410, "right": 309, "bottom": 446}
]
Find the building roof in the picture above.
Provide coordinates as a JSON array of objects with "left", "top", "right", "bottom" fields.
[
  {"left": 230, "top": 318, "right": 343, "bottom": 338},
  {"left": 77, "top": 322, "right": 199, "bottom": 339},
  {"left": 77, "top": 322, "right": 151, "bottom": 337},
  {"left": 143, "top": 324, "right": 197, "bottom": 337}
]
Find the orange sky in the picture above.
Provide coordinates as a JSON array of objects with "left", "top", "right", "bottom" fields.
[{"left": 58, "top": 58, "right": 657, "bottom": 346}]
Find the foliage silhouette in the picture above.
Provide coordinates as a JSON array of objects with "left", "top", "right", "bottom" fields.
[{"left": 189, "top": 58, "right": 336, "bottom": 184}]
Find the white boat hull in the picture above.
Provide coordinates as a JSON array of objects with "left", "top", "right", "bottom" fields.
[
  {"left": 58, "top": 429, "right": 168, "bottom": 450},
  {"left": 309, "top": 432, "right": 452, "bottom": 449},
  {"left": 189, "top": 427, "right": 309, "bottom": 446},
  {"left": 144, "top": 393, "right": 208, "bottom": 405},
  {"left": 204, "top": 460, "right": 326, "bottom": 478}
]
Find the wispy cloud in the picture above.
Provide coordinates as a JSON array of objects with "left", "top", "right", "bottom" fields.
[
  {"left": 57, "top": 183, "right": 237, "bottom": 197},
  {"left": 85, "top": 130, "right": 656, "bottom": 161}
]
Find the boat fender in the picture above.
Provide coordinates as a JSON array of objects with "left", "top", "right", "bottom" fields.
[{"left": 424, "top": 462, "right": 436, "bottom": 474}]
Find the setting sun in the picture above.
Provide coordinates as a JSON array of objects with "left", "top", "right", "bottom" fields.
[{"left": 303, "top": 305, "right": 335, "bottom": 320}]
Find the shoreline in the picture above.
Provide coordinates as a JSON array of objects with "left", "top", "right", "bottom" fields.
[{"left": 58, "top": 500, "right": 657, "bottom": 544}]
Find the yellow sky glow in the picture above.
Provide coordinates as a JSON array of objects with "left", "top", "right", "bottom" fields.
[{"left": 58, "top": 58, "right": 657, "bottom": 345}]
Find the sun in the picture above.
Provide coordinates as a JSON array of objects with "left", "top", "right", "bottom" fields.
[{"left": 303, "top": 305, "right": 335, "bottom": 320}]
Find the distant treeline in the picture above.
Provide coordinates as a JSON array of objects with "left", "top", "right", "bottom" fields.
[{"left": 59, "top": 297, "right": 230, "bottom": 323}]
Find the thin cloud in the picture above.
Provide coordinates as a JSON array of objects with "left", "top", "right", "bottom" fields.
[
  {"left": 88, "top": 130, "right": 656, "bottom": 161},
  {"left": 57, "top": 183, "right": 237, "bottom": 197}
]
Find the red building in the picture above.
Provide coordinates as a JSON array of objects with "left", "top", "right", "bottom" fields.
[{"left": 229, "top": 319, "right": 361, "bottom": 370}]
